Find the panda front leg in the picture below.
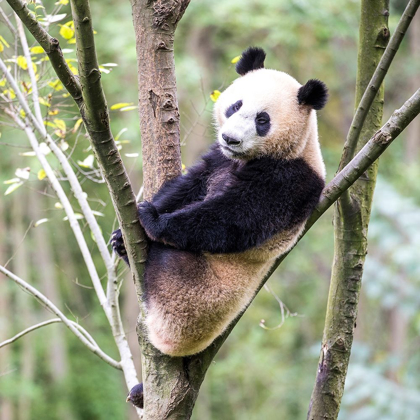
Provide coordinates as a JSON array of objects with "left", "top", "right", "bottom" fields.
[{"left": 137, "top": 193, "right": 267, "bottom": 254}]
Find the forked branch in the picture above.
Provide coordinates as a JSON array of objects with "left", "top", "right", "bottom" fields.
[{"left": 0, "top": 265, "right": 121, "bottom": 369}]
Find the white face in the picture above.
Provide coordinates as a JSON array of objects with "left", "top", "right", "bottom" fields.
[
  {"left": 217, "top": 99, "right": 271, "bottom": 159},
  {"left": 214, "top": 69, "right": 312, "bottom": 160}
]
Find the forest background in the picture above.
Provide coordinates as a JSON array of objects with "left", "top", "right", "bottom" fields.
[{"left": 0, "top": 0, "right": 419, "bottom": 419}]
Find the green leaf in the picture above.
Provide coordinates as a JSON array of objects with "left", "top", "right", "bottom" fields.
[
  {"left": 5, "top": 182, "right": 23, "bottom": 195},
  {"left": 34, "top": 218, "right": 49, "bottom": 227},
  {"left": 110, "top": 102, "right": 133, "bottom": 110},
  {"left": 120, "top": 106, "right": 137, "bottom": 112}
]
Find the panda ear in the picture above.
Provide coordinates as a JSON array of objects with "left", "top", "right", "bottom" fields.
[
  {"left": 298, "top": 79, "right": 328, "bottom": 110},
  {"left": 236, "top": 47, "right": 266, "bottom": 76}
]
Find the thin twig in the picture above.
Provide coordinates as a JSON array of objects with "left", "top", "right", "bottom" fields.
[
  {"left": 0, "top": 265, "right": 121, "bottom": 369},
  {"left": 2, "top": 9, "right": 141, "bottom": 398},
  {"left": 15, "top": 17, "right": 43, "bottom": 125},
  {"left": 0, "top": 317, "right": 98, "bottom": 349},
  {"left": 0, "top": 4, "right": 17, "bottom": 34},
  {"left": 0, "top": 319, "right": 63, "bottom": 349},
  {"left": 0, "top": 57, "right": 108, "bottom": 308}
]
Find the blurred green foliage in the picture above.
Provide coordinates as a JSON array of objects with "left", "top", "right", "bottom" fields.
[{"left": 0, "top": 0, "right": 419, "bottom": 419}]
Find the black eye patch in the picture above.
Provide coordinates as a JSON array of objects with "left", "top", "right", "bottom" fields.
[
  {"left": 225, "top": 100, "right": 243, "bottom": 118},
  {"left": 255, "top": 112, "right": 271, "bottom": 136}
]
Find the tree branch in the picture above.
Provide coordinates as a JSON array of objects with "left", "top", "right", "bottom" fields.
[
  {"left": 0, "top": 265, "right": 121, "bottom": 370},
  {"left": 69, "top": 0, "right": 147, "bottom": 297},
  {"left": 0, "top": 318, "right": 100, "bottom": 349},
  {"left": 308, "top": 2, "right": 391, "bottom": 417},
  {"left": 338, "top": 0, "right": 420, "bottom": 171},
  {"left": 0, "top": 55, "right": 141, "bottom": 402},
  {"left": 0, "top": 59, "right": 108, "bottom": 309},
  {"left": 0, "top": 319, "right": 63, "bottom": 349},
  {"left": 0, "top": 4, "right": 17, "bottom": 35}
]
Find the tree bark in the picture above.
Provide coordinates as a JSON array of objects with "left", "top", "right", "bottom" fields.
[
  {"left": 307, "top": 1, "right": 390, "bottom": 418},
  {"left": 129, "top": 2, "right": 216, "bottom": 419},
  {"left": 130, "top": 0, "right": 187, "bottom": 201}
]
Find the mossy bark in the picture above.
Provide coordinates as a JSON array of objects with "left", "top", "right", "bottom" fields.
[{"left": 307, "top": 1, "right": 390, "bottom": 418}]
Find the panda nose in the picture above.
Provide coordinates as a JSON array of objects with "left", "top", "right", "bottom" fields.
[{"left": 222, "top": 133, "right": 241, "bottom": 146}]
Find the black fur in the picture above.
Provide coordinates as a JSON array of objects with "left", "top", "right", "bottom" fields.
[
  {"left": 137, "top": 145, "right": 324, "bottom": 254},
  {"left": 255, "top": 112, "right": 271, "bottom": 136},
  {"left": 297, "top": 79, "right": 328, "bottom": 110},
  {"left": 150, "top": 144, "right": 228, "bottom": 214},
  {"left": 110, "top": 228, "right": 129, "bottom": 265},
  {"left": 127, "top": 383, "right": 144, "bottom": 408},
  {"left": 225, "top": 100, "right": 243, "bottom": 118},
  {"left": 236, "top": 47, "right": 266, "bottom": 76}
]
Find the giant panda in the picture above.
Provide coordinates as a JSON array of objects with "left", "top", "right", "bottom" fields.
[{"left": 112, "top": 47, "right": 327, "bottom": 357}]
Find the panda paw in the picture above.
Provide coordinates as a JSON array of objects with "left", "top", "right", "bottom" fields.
[
  {"left": 110, "top": 228, "right": 129, "bottom": 265},
  {"left": 138, "top": 201, "right": 164, "bottom": 241}
]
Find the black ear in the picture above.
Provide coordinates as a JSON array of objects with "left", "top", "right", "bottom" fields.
[
  {"left": 236, "top": 47, "right": 266, "bottom": 76},
  {"left": 298, "top": 79, "right": 328, "bottom": 110}
]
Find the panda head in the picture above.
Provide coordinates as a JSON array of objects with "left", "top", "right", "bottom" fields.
[{"left": 214, "top": 47, "right": 328, "bottom": 160}]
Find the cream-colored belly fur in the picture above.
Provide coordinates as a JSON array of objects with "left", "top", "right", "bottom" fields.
[{"left": 145, "top": 224, "right": 304, "bottom": 357}]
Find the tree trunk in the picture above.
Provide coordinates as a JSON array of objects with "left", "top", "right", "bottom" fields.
[
  {"left": 129, "top": 2, "right": 214, "bottom": 419},
  {"left": 130, "top": 0, "right": 186, "bottom": 202},
  {"left": 307, "top": 1, "right": 390, "bottom": 418}
]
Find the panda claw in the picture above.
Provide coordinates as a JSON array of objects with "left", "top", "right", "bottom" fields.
[{"left": 110, "top": 228, "right": 129, "bottom": 265}]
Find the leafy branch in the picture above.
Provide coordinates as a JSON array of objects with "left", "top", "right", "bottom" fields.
[
  {"left": 6, "top": 0, "right": 82, "bottom": 101},
  {"left": 0, "top": 15, "right": 141, "bottom": 415}
]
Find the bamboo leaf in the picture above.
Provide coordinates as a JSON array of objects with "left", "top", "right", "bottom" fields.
[
  {"left": 77, "top": 154, "right": 95, "bottom": 168},
  {"left": 34, "top": 218, "right": 49, "bottom": 227},
  {"left": 120, "top": 106, "right": 137, "bottom": 112},
  {"left": 15, "top": 167, "right": 30, "bottom": 180},
  {"left": 5, "top": 182, "right": 23, "bottom": 195},
  {"left": 110, "top": 102, "right": 133, "bottom": 110},
  {"left": 73, "top": 118, "right": 83, "bottom": 132},
  {"left": 4, "top": 178, "right": 21, "bottom": 184},
  {"left": 30, "top": 46, "right": 45, "bottom": 54}
]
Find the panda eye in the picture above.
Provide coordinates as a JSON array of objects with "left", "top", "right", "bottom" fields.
[
  {"left": 225, "top": 100, "right": 243, "bottom": 118},
  {"left": 255, "top": 112, "right": 271, "bottom": 136},
  {"left": 255, "top": 112, "right": 270, "bottom": 125}
]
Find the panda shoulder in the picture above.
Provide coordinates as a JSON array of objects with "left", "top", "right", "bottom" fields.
[
  {"left": 241, "top": 157, "right": 324, "bottom": 192},
  {"left": 201, "top": 143, "right": 230, "bottom": 170}
]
